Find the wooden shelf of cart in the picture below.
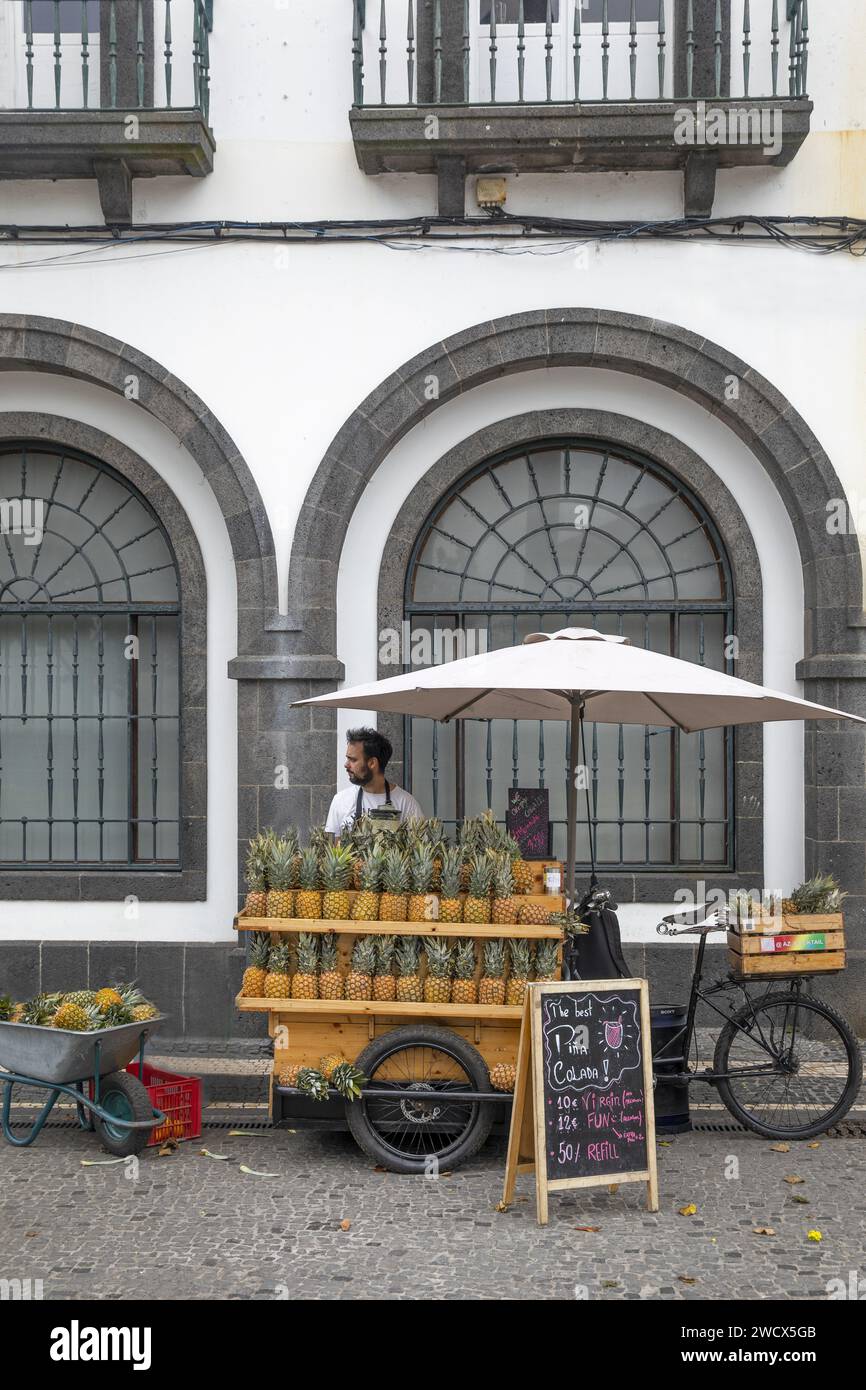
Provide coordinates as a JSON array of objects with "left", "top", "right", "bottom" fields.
[{"left": 234, "top": 910, "right": 564, "bottom": 938}]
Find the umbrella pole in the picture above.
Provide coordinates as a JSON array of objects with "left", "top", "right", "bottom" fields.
[{"left": 566, "top": 698, "right": 579, "bottom": 911}]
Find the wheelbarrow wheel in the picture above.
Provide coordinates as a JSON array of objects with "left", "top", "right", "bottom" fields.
[
  {"left": 345, "top": 1025, "right": 495, "bottom": 1175},
  {"left": 94, "top": 1072, "right": 154, "bottom": 1157}
]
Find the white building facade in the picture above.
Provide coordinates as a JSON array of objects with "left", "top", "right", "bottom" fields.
[{"left": 0, "top": 0, "right": 863, "bottom": 1042}]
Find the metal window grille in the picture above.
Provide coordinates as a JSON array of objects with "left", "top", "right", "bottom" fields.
[
  {"left": 403, "top": 441, "right": 735, "bottom": 869},
  {"left": 0, "top": 446, "right": 181, "bottom": 868}
]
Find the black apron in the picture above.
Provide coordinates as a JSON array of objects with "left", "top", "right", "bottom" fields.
[{"left": 347, "top": 780, "right": 396, "bottom": 831}]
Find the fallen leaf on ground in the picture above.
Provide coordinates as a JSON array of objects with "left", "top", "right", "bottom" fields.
[
  {"left": 199, "top": 1148, "right": 229, "bottom": 1160},
  {"left": 807, "top": 1142, "right": 821, "bottom": 1149},
  {"left": 229, "top": 1130, "right": 271, "bottom": 1137},
  {"left": 80, "top": 1157, "right": 127, "bottom": 1166},
  {"left": 608, "top": 1184, "right": 619, "bottom": 1195},
  {"left": 658, "top": 1140, "right": 672, "bottom": 1147},
  {"left": 677, "top": 1276, "right": 698, "bottom": 1285},
  {"left": 239, "top": 1164, "right": 279, "bottom": 1178},
  {"left": 783, "top": 1174, "right": 804, "bottom": 1185},
  {"left": 157, "top": 1141, "right": 177, "bottom": 1157},
  {"left": 602, "top": 1280, "right": 619, "bottom": 1288},
  {"left": 769, "top": 1143, "right": 790, "bottom": 1153},
  {"left": 373, "top": 1165, "right": 388, "bottom": 1173},
  {"left": 791, "top": 1194, "right": 810, "bottom": 1204},
  {"left": 24, "top": 1232, "right": 38, "bottom": 1238},
  {"left": 753, "top": 1227, "right": 776, "bottom": 1236},
  {"left": 575, "top": 1225, "right": 601, "bottom": 1233},
  {"left": 339, "top": 1219, "right": 351, "bottom": 1231},
  {"left": 516, "top": 1195, "right": 529, "bottom": 1203},
  {"left": 807, "top": 1229, "right": 822, "bottom": 1243},
  {"left": 678, "top": 1203, "right": 697, "bottom": 1217}
]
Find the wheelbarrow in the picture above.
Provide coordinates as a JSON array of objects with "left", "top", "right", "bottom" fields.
[{"left": 0, "top": 1017, "right": 166, "bottom": 1157}]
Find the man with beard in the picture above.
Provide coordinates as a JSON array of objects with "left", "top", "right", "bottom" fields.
[{"left": 324, "top": 727, "right": 423, "bottom": 836}]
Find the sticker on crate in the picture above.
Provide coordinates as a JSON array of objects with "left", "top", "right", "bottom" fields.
[{"left": 759, "top": 933, "right": 829, "bottom": 954}]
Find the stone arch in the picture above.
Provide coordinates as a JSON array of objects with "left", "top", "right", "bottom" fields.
[{"left": 291, "top": 308, "right": 865, "bottom": 668}]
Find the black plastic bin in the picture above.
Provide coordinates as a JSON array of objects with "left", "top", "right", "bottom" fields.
[{"left": 651, "top": 1004, "right": 691, "bottom": 1134}]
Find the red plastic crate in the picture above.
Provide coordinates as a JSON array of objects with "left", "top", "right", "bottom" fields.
[{"left": 127, "top": 1062, "right": 202, "bottom": 1147}]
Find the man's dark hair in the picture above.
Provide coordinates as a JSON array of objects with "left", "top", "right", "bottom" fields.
[{"left": 347, "top": 727, "right": 392, "bottom": 772}]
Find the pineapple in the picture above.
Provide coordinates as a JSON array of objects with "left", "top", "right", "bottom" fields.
[
  {"left": 506, "top": 939, "right": 532, "bottom": 1006},
  {"left": 373, "top": 935, "right": 397, "bottom": 1001},
  {"left": 451, "top": 938, "right": 478, "bottom": 1004},
  {"left": 20, "top": 995, "right": 61, "bottom": 1026},
  {"left": 291, "top": 932, "right": 320, "bottom": 999},
  {"left": 101, "top": 1001, "right": 135, "bottom": 1028},
  {"left": 479, "top": 938, "right": 507, "bottom": 1005},
  {"left": 351, "top": 845, "right": 383, "bottom": 921},
  {"left": 277, "top": 1063, "right": 302, "bottom": 1088},
  {"left": 463, "top": 853, "right": 493, "bottom": 925},
  {"left": 518, "top": 901, "right": 550, "bottom": 927},
  {"left": 331, "top": 1061, "right": 366, "bottom": 1101},
  {"left": 243, "top": 831, "right": 271, "bottom": 916},
  {"left": 346, "top": 814, "right": 376, "bottom": 888},
  {"left": 266, "top": 835, "right": 298, "bottom": 918},
  {"left": 0, "top": 995, "right": 13, "bottom": 1022},
  {"left": 319, "top": 1052, "right": 345, "bottom": 1081},
  {"left": 534, "top": 938, "right": 560, "bottom": 982},
  {"left": 506, "top": 832, "right": 535, "bottom": 895},
  {"left": 296, "top": 1067, "right": 330, "bottom": 1102},
  {"left": 345, "top": 936, "right": 376, "bottom": 1000},
  {"left": 131, "top": 1003, "right": 160, "bottom": 1022},
  {"left": 242, "top": 932, "right": 271, "bottom": 997},
  {"left": 408, "top": 841, "right": 438, "bottom": 922},
  {"left": 379, "top": 846, "right": 410, "bottom": 922},
  {"left": 490, "top": 1062, "right": 517, "bottom": 1092},
  {"left": 789, "top": 873, "right": 847, "bottom": 915},
  {"left": 10, "top": 1003, "right": 26, "bottom": 1023},
  {"left": 491, "top": 853, "right": 517, "bottom": 926},
  {"left": 438, "top": 846, "right": 463, "bottom": 923},
  {"left": 62, "top": 989, "right": 97, "bottom": 1008},
  {"left": 395, "top": 935, "right": 423, "bottom": 1002},
  {"left": 423, "top": 939, "right": 454, "bottom": 1004},
  {"left": 52, "top": 1000, "right": 100, "bottom": 1031},
  {"left": 94, "top": 987, "right": 123, "bottom": 1013},
  {"left": 263, "top": 942, "right": 292, "bottom": 999},
  {"left": 318, "top": 931, "right": 344, "bottom": 1000},
  {"left": 295, "top": 847, "right": 323, "bottom": 919},
  {"left": 321, "top": 843, "right": 354, "bottom": 921}
]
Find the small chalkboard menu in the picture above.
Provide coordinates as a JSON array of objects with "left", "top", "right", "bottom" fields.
[
  {"left": 506, "top": 788, "right": 550, "bottom": 860},
  {"left": 502, "top": 979, "right": 658, "bottom": 1224}
]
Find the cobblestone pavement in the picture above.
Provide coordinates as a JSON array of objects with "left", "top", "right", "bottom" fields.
[{"left": 1, "top": 1110, "right": 864, "bottom": 1301}]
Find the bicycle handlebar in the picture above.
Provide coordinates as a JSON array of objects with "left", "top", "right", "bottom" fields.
[{"left": 656, "top": 905, "right": 730, "bottom": 937}]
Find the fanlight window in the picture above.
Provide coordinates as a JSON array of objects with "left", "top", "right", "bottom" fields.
[
  {"left": 0, "top": 446, "right": 181, "bottom": 867},
  {"left": 404, "top": 442, "right": 734, "bottom": 869}
]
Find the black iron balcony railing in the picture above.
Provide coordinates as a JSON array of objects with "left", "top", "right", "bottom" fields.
[
  {"left": 352, "top": 0, "right": 809, "bottom": 106},
  {"left": 0, "top": 1, "right": 215, "bottom": 223},
  {"left": 2, "top": 0, "right": 212, "bottom": 115}
]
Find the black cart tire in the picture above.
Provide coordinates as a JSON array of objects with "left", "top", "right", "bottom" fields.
[
  {"left": 93, "top": 1071, "right": 154, "bottom": 1157},
  {"left": 346, "top": 1025, "right": 496, "bottom": 1174}
]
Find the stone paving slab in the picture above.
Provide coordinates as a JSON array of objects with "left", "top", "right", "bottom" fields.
[{"left": 0, "top": 1121, "right": 863, "bottom": 1301}]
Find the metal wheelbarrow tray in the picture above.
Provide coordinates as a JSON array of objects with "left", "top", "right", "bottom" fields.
[{"left": 0, "top": 1016, "right": 167, "bottom": 1155}]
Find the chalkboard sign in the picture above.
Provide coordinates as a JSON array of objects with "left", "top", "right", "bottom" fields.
[
  {"left": 502, "top": 979, "right": 658, "bottom": 1224},
  {"left": 506, "top": 788, "right": 550, "bottom": 859}
]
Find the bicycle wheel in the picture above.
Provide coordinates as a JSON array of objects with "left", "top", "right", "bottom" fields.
[{"left": 714, "top": 992, "right": 863, "bottom": 1140}]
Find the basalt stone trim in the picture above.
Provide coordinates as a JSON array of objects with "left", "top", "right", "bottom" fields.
[
  {"left": 0, "top": 414, "right": 207, "bottom": 902},
  {"left": 376, "top": 409, "right": 763, "bottom": 894},
  {"left": 292, "top": 309, "right": 866, "bottom": 663}
]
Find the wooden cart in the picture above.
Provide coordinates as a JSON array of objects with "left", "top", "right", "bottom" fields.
[{"left": 235, "top": 867, "right": 565, "bottom": 1172}]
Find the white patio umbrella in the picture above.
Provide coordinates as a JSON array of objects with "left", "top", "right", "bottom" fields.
[{"left": 295, "top": 629, "right": 865, "bottom": 911}]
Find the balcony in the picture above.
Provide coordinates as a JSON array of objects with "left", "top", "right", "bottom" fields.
[
  {"left": 349, "top": 1, "right": 813, "bottom": 216},
  {"left": 0, "top": 0, "right": 215, "bottom": 223}
]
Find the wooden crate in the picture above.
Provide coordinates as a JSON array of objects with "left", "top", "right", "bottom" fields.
[
  {"left": 728, "top": 912, "right": 846, "bottom": 977},
  {"left": 733, "top": 912, "right": 844, "bottom": 937}
]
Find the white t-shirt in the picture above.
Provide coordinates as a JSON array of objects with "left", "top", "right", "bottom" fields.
[{"left": 324, "top": 783, "right": 424, "bottom": 835}]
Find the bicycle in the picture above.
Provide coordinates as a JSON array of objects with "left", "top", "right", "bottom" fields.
[{"left": 652, "top": 904, "right": 863, "bottom": 1140}]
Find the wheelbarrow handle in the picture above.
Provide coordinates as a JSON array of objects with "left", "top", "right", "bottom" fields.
[{"left": 0, "top": 1072, "right": 164, "bottom": 1146}]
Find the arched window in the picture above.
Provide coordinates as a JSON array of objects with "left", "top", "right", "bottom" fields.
[
  {"left": 404, "top": 441, "right": 734, "bottom": 869},
  {"left": 0, "top": 445, "right": 181, "bottom": 867}
]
